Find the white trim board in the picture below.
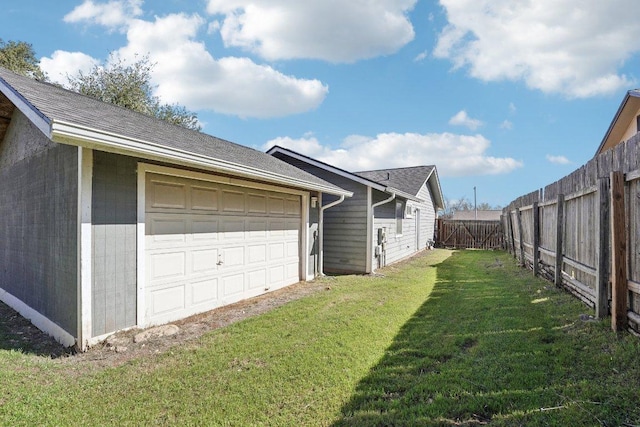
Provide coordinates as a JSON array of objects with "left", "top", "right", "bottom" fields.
[
  {"left": 136, "top": 164, "right": 147, "bottom": 328},
  {"left": 139, "top": 163, "right": 313, "bottom": 197},
  {"left": 51, "top": 121, "right": 351, "bottom": 198},
  {"left": 0, "top": 288, "right": 76, "bottom": 348},
  {"left": 77, "top": 147, "right": 93, "bottom": 350}
]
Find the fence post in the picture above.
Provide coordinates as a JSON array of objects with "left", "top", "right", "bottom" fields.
[
  {"left": 500, "top": 215, "right": 507, "bottom": 251},
  {"left": 509, "top": 210, "right": 517, "bottom": 259},
  {"left": 595, "top": 177, "right": 610, "bottom": 319},
  {"left": 610, "top": 171, "right": 628, "bottom": 331},
  {"left": 554, "top": 194, "right": 564, "bottom": 287},
  {"left": 532, "top": 202, "right": 540, "bottom": 276},
  {"left": 516, "top": 208, "right": 525, "bottom": 266}
]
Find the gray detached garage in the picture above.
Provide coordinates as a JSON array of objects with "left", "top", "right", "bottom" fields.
[{"left": 0, "top": 67, "right": 351, "bottom": 350}]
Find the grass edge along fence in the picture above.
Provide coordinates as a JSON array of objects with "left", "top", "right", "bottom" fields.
[{"left": 502, "top": 134, "right": 640, "bottom": 335}]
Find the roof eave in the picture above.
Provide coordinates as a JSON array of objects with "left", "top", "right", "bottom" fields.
[
  {"left": 596, "top": 90, "right": 640, "bottom": 156},
  {"left": 0, "top": 76, "right": 51, "bottom": 138},
  {"left": 425, "top": 167, "right": 445, "bottom": 210},
  {"left": 267, "top": 145, "right": 387, "bottom": 192},
  {"left": 51, "top": 121, "right": 353, "bottom": 197},
  {"left": 384, "top": 186, "right": 424, "bottom": 202}
]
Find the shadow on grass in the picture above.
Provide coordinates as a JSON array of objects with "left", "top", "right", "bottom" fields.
[
  {"left": 331, "top": 251, "right": 630, "bottom": 426},
  {"left": 0, "top": 301, "right": 72, "bottom": 358}
]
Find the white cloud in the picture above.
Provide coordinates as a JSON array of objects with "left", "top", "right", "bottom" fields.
[
  {"left": 264, "top": 134, "right": 331, "bottom": 158},
  {"left": 434, "top": 0, "right": 640, "bottom": 98},
  {"left": 44, "top": 10, "right": 328, "bottom": 118},
  {"left": 414, "top": 51, "right": 428, "bottom": 62},
  {"left": 263, "top": 132, "right": 522, "bottom": 177},
  {"left": 546, "top": 154, "right": 571, "bottom": 165},
  {"left": 40, "top": 51, "right": 99, "bottom": 84},
  {"left": 206, "top": 0, "right": 417, "bottom": 62},
  {"left": 64, "top": 0, "right": 143, "bottom": 30},
  {"left": 500, "top": 120, "right": 513, "bottom": 130},
  {"left": 448, "top": 110, "right": 483, "bottom": 130}
]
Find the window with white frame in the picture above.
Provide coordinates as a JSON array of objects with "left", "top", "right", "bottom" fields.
[{"left": 405, "top": 203, "right": 413, "bottom": 218}]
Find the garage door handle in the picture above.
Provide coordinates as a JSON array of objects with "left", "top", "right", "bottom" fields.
[{"left": 217, "top": 255, "right": 224, "bottom": 266}]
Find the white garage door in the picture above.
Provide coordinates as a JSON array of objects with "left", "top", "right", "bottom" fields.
[{"left": 144, "top": 173, "right": 301, "bottom": 326}]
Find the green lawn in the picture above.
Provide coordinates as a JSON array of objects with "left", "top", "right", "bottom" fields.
[{"left": 1, "top": 250, "right": 639, "bottom": 426}]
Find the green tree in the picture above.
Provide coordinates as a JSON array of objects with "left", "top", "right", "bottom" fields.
[
  {"left": 67, "top": 55, "right": 201, "bottom": 131},
  {"left": 0, "top": 39, "right": 46, "bottom": 80}
]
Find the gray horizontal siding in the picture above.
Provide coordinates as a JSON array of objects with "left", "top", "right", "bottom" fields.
[
  {"left": 416, "top": 184, "right": 437, "bottom": 247},
  {"left": 0, "top": 110, "right": 78, "bottom": 336},
  {"left": 270, "top": 155, "right": 370, "bottom": 274},
  {"left": 373, "top": 199, "right": 418, "bottom": 266},
  {"left": 371, "top": 183, "right": 438, "bottom": 269},
  {"left": 322, "top": 178, "right": 368, "bottom": 273}
]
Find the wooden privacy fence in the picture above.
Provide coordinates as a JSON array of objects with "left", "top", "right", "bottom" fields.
[
  {"left": 503, "top": 134, "right": 640, "bottom": 335},
  {"left": 436, "top": 219, "right": 504, "bottom": 250}
]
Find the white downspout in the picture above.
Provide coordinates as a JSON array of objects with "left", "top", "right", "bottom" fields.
[
  {"left": 371, "top": 192, "right": 396, "bottom": 273},
  {"left": 319, "top": 194, "right": 346, "bottom": 276}
]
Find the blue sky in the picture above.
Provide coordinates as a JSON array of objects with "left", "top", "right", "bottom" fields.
[{"left": 4, "top": 0, "right": 639, "bottom": 208}]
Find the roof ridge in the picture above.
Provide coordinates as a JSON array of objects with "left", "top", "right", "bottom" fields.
[{"left": 355, "top": 165, "right": 435, "bottom": 173}]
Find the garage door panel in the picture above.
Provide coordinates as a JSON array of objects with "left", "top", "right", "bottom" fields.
[
  {"left": 222, "top": 190, "right": 245, "bottom": 212},
  {"left": 247, "top": 269, "right": 267, "bottom": 289},
  {"left": 286, "top": 262, "right": 299, "bottom": 280},
  {"left": 269, "top": 265, "right": 285, "bottom": 284},
  {"left": 150, "top": 285, "right": 185, "bottom": 315},
  {"left": 222, "top": 273, "right": 245, "bottom": 297},
  {"left": 149, "top": 217, "right": 188, "bottom": 242},
  {"left": 191, "top": 186, "right": 219, "bottom": 211},
  {"left": 269, "top": 242, "right": 285, "bottom": 260},
  {"left": 285, "top": 219, "right": 299, "bottom": 235},
  {"left": 248, "top": 244, "right": 267, "bottom": 264},
  {"left": 149, "top": 251, "right": 186, "bottom": 281},
  {"left": 269, "top": 220, "right": 285, "bottom": 237},
  {"left": 248, "top": 194, "right": 267, "bottom": 214},
  {"left": 149, "top": 180, "right": 187, "bottom": 209},
  {"left": 286, "top": 199, "right": 300, "bottom": 216},
  {"left": 268, "top": 197, "right": 285, "bottom": 214},
  {"left": 145, "top": 172, "right": 301, "bottom": 326},
  {"left": 222, "top": 219, "right": 245, "bottom": 240},
  {"left": 192, "top": 219, "right": 219, "bottom": 241},
  {"left": 222, "top": 246, "right": 245, "bottom": 267},
  {"left": 247, "top": 219, "right": 268, "bottom": 238},
  {"left": 286, "top": 241, "right": 298, "bottom": 258},
  {"left": 191, "top": 248, "right": 218, "bottom": 273},
  {"left": 190, "top": 278, "right": 219, "bottom": 305}
]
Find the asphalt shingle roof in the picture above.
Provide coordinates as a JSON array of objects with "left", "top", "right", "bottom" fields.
[
  {"left": 356, "top": 165, "right": 436, "bottom": 197},
  {"left": 0, "top": 67, "right": 348, "bottom": 195}
]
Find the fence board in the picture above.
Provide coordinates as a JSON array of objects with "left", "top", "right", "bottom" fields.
[
  {"left": 611, "top": 171, "right": 628, "bottom": 331},
  {"left": 503, "top": 136, "right": 640, "bottom": 336}
]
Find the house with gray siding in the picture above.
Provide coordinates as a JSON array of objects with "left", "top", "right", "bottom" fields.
[
  {"left": 0, "top": 67, "right": 351, "bottom": 350},
  {"left": 267, "top": 146, "right": 445, "bottom": 274}
]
